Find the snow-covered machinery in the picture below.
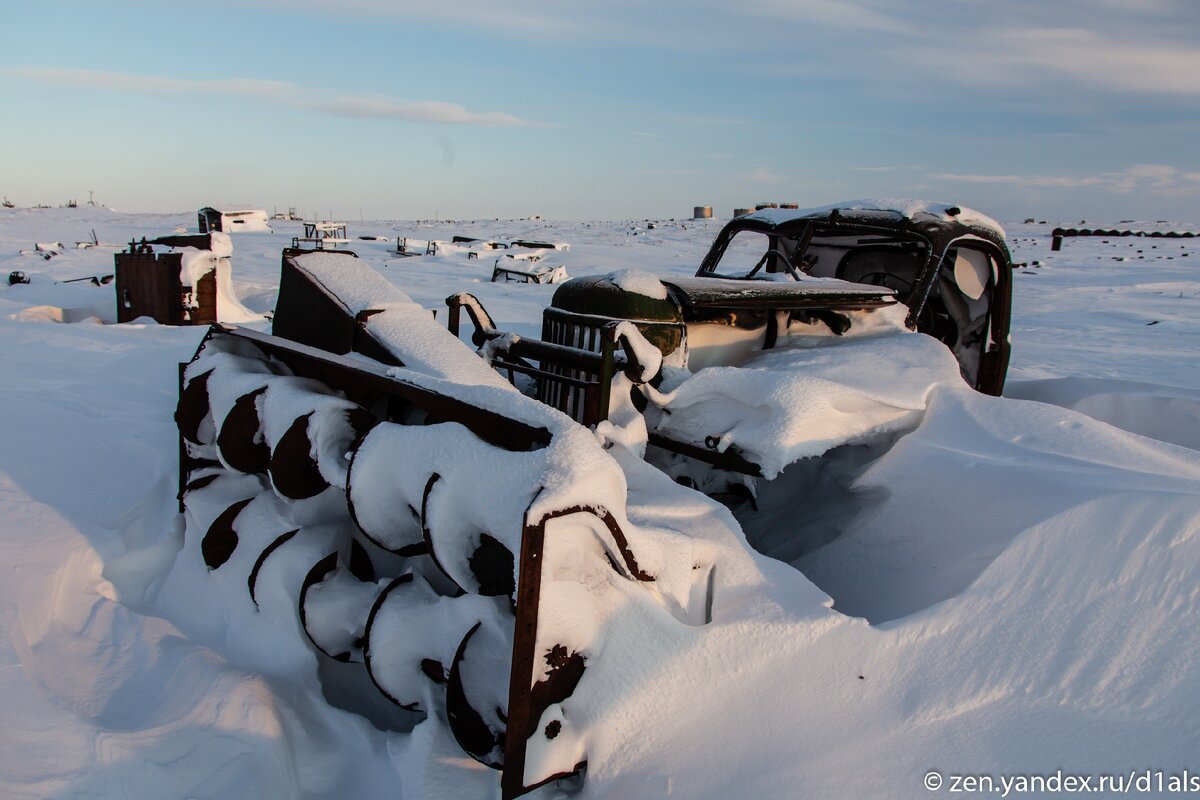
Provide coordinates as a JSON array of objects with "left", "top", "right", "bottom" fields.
[
  {"left": 177, "top": 248, "right": 724, "bottom": 797},
  {"left": 450, "top": 200, "right": 1013, "bottom": 481},
  {"left": 554, "top": 201, "right": 1011, "bottom": 398},
  {"left": 114, "top": 232, "right": 259, "bottom": 325},
  {"left": 173, "top": 201, "right": 1014, "bottom": 796}
]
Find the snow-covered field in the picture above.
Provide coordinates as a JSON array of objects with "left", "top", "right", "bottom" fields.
[{"left": 1, "top": 206, "right": 1198, "bottom": 798}]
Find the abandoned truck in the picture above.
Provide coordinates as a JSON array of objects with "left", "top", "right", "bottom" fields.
[
  {"left": 446, "top": 200, "right": 1013, "bottom": 477},
  {"left": 174, "top": 199, "right": 1013, "bottom": 798},
  {"left": 692, "top": 201, "right": 1012, "bottom": 394}
]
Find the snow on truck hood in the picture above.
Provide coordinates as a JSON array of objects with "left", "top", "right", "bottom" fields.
[
  {"left": 663, "top": 275, "right": 897, "bottom": 309},
  {"left": 745, "top": 198, "right": 1006, "bottom": 239},
  {"left": 644, "top": 305, "right": 963, "bottom": 478}
]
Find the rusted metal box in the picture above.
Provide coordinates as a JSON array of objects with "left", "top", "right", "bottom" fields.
[
  {"left": 115, "top": 244, "right": 216, "bottom": 325},
  {"left": 198, "top": 207, "right": 222, "bottom": 233}
]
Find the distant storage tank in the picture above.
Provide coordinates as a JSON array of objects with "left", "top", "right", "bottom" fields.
[
  {"left": 755, "top": 203, "right": 778, "bottom": 210},
  {"left": 780, "top": 203, "right": 799, "bottom": 209},
  {"left": 733, "top": 208, "right": 753, "bottom": 217},
  {"left": 693, "top": 206, "right": 713, "bottom": 219}
]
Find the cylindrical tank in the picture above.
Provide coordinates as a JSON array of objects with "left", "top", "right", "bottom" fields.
[
  {"left": 693, "top": 206, "right": 713, "bottom": 219},
  {"left": 780, "top": 203, "right": 799, "bottom": 209},
  {"left": 733, "top": 208, "right": 753, "bottom": 217},
  {"left": 755, "top": 203, "right": 778, "bottom": 210}
]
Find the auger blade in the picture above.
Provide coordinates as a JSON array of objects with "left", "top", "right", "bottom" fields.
[
  {"left": 447, "top": 617, "right": 514, "bottom": 769},
  {"left": 299, "top": 545, "right": 383, "bottom": 663}
]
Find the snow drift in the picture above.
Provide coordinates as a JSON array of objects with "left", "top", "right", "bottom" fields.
[{"left": 1, "top": 208, "right": 1197, "bottom": 799}]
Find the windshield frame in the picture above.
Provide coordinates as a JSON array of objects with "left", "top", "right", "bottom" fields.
[{"left": 697, "top": 221, "right": 814, "bottom": 280}]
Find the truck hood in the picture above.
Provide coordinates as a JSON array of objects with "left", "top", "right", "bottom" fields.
[{"left": 661, "top": 275, "right": 897, "bottom": 313}]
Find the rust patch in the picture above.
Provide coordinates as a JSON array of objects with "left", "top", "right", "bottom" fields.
[
  {"left": 269, "top": 413, "right": 328, "bottom": 499},
  {"left": 201, "top": 497, "right": 254, "bottom": 570},
  {"left": 176, "top": 369, "right": 213, "bottom": 445},
  {"left": 217, "top": 387, "right": 270, "bottom": 474}
]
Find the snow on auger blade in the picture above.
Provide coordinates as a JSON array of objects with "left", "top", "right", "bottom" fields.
[
  {"left": 298, "top": 543, "right": 379, "bottom": 662},
  {"left": 175, "top": 249, "right": 728, "bottom": 797}
]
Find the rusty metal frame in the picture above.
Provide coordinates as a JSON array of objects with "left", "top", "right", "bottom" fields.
[
  {"left": 646, "top": 431, "right": 764, "bottom": 477},
  {"left": 446, "top": 293, "right": 658, "bottom": 427},
  {"left": 202, "top": 325, "right": 552, "bottom": 452},
  {"left": 177, "top": 322, "right": 666, "bottom": 798},
  {"left": 116, "top": 238, "right": 219, "bottom": 325},
  {"left": 272, "top": 248, "right": 405, "bottom": 366},
  {"left": 176, "top": 363, "right": 192, "bottom": 512},
  {"left": 502, "top": 502, "right": 654, "bottom": 799}
]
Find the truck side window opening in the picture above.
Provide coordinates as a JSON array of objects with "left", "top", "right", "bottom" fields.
[{"left": 936, "top": 247, "right": 994, "bottom": 386}]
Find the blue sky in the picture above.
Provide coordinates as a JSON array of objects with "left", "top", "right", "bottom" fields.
[{"left": 3, "top": 0, "right": 1199, "bottom": 222}]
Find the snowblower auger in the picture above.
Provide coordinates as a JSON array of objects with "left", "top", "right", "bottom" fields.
[{"left": 174, "top": 248, "right": 717, "bottom": 797}]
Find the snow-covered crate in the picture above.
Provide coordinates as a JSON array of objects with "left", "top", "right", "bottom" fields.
[
  {"left": 198, "top": 206, "right": 271, "bottom": 233},
  {"left": 114, "top": 237, "right": 216, "bottom": 325},
  {"left": 490, "top": 258, "right": 569, "bottom": 285}
]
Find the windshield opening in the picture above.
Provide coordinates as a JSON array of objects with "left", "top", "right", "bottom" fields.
[
  {"left": 706, "top": 226, "right": 810, "bottom": 280},
  {"left": 702, "top": 223, "right": 930, "bottom": 290}
]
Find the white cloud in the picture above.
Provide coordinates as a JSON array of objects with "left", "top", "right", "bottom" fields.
[
  {"left": 731, "top": 0, "right": 907, "bottom": 33},
  {"left": 183, "top": 0, "right": 577, "bottom": 34},
  {"left": 1108, "top": 164, "right": 1200, "bottom": 193},
  {"left": 935, "top": 164, "right": 1200, "bottom": 195},
  {"left": 747, "top": 168, "right": 785, "bottom": 184},
  {"left": 311, "top": 0, "right": 907, "bottom": 34},
  {"left": 665, "top": 112, "right": 753, "bottom": 128},
  {"left": 905, "top": 26, "right": 1200, "bottom": 96},
  {"left": 849, "top": 165, "right": 923, "bottom": 173},
  {"left": 311, "top": 96, "right": 532, "bottom": 126},
  {"left": 934, "top": 173, "right": 1106, "bottom": 188},
  {"left": 4, "top": 67, "right": 539, "bottom": 127}
]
